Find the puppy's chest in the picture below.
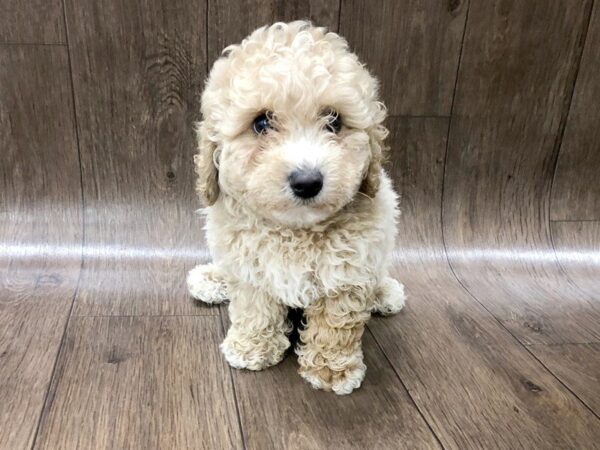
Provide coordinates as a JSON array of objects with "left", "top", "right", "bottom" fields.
[{"left": 221, "top": 226, "right": 380, "bottom": 307}]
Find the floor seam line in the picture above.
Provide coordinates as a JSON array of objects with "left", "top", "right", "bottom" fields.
[
  {"left": 218, "top": 305, "right": 248, "bottom": 450},
  {"left": 29, "top": 1, "right": 87, "bottom": 447},
  {"left": 527, "top": 341, "right": 600, "bottom": 347},
  {"left": 548, "top": 0, "right": 596, "bottom": 226},
  {"left": 366, "top": 325, "right": 446, "bottom": 449}
]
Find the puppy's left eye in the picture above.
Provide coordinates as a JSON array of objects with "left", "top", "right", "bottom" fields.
[{"left": 325, "top": 111, "right": 342, "bottom": 133}]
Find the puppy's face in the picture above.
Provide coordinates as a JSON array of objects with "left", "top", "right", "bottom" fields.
[{"left": 196, "top": 22, "right": 387, "bottom": 228}]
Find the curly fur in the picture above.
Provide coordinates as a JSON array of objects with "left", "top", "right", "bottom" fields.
[{"left": 187, "top": 21, "right": 406, "bottom": 394}]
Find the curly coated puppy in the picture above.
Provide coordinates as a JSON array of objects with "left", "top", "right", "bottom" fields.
[{"left": 187, "top": 21, "right": 405, "bottom": 394}]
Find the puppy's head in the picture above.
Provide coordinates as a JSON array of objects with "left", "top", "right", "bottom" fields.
[{"left": 195, "top": 21, "right": 388, "bottom": 228}]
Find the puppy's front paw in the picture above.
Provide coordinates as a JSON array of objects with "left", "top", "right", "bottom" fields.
[
  {"left": 299, "top": 362, "right": 366, "bottom": 395},
  {"left": 373, "top": 277, "right": 406, "bottom": 316},
  {"left": 221, "top": 329, "right": 289, "bottom": 371},
  {"left": 187, "top": 263, "right": 227, "bottom": 304}
]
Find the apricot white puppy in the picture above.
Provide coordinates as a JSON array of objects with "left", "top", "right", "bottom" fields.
[{"left": 187, "top": 21, "right": 405, "bottom": 394}]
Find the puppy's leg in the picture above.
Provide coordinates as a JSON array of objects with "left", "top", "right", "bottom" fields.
[
  {"left": 372, "top": 276, "right": 406, "bottom": 315},
  {"left": 297, "top": 292, "right": 370, "bottom": 395},
  {"left": 221, "top": 283, "right": 290, "bottom": 371},
  {"left": 187, "top": 263, "right": 228, "bottom": 304}
]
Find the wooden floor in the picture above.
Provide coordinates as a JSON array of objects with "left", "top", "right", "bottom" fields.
[{"left": 1, "top": 1, "right": 599, "bottom": 449}]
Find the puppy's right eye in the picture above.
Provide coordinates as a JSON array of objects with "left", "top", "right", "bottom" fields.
[{"left": 252, "top": 112, "right": 272, "bottom": 135}]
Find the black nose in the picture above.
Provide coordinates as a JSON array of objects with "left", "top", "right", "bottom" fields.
[{"left": 289, "top": 169, "right": 323, "bottom": 199}]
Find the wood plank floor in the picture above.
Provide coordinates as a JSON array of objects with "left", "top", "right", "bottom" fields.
[
  {"left": 34, "top": 316, "right": 242, "bottom": 450},
  {"left": 1, "top": 1, "right": 599, "bottom": 449},
  {"left": 0, "top": 45, "right": 82, "bottom": 450}
]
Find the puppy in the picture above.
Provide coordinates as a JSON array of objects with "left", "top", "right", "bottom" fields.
[{"left": 188, "top": 21, "right": 405, "bottom": 394}]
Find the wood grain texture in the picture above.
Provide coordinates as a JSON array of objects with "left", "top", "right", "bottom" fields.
[
  {"left": 64, "top": 0, "right": 211, "bottom": 315},
  {"left": 208, "top": 0, "right": 340, "bottom": 66},
  {"left": 529, "top": 343, "right": 600, "bottom": 415},
  {"left": 2, "top": 1, "right": 600, "bottom": 448},
  {"left": 0, "top": 0, "right": 65, "bottom": 44},
  {"left": 369, "top": 117, "right": 600, "bottom": 449},
  {"left": 442, "top": 0, "right": 600, "bottom": 345},
  {"left": 0, "top": 46, "right": 81, "bottom": 450},
  {"left": 551, "top": 221, "right": 600, "bottom": 300},
  {"left": 551, "top": 2, "right": 600, "bottom": 221},
  {"left": 219, "top": 312, "right": 440, "bottom": 449},
  {"left": 34, "top": 316, "right": 242, "bottom": 450},
  {"left": 340, "top": 0, "right": 468, "bottom": 116}
]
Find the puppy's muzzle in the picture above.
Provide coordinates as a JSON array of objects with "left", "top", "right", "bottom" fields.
[{"left": 289, "top": 169, "right": 323, "bottom": 199}]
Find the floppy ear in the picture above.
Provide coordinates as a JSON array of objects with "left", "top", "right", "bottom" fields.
[
  {"left": 193, "top": 120, "right": 220, "bottom": 206},
  {"left": 359, "top": 124, "right": 388, "bottom": 198}
]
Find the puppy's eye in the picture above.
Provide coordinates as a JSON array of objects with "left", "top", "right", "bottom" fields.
[
  {"left": 325, "top": 111, "right": 342, "bottom": 134},
  {"left": 252, "top": 112, "right": 273, "bottom": 135}
]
